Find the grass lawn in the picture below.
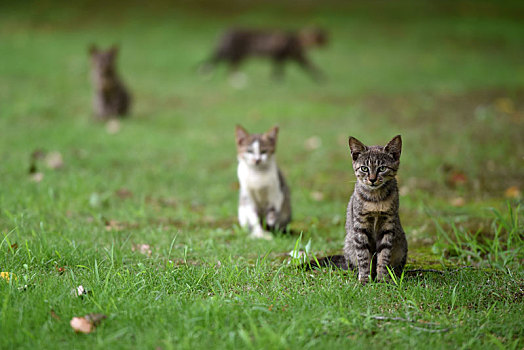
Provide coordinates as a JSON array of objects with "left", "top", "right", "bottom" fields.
[{"left": 0, "top": 0, "right": 523, "bottom": 349}]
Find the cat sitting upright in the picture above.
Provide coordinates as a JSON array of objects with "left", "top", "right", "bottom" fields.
[
  {"left": 307, "top": 135, "right": 408, "bottom": 285},
  {"left": 89, "top": 44, "right": 131, "bottom": 120},
  {"left": 235, "top": 125, "right": 292, "bottom": 239}
]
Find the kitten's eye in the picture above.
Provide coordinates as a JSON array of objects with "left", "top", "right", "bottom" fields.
[
  {"left": 378, "top": 166, "right": 387, "bottom": 172},
  {"left": 360, "top": 166, "right": 369, "bottom": 173},
  {"left": 247, "top": 150, "right": 253, "bottom": 154},
  {"left": 261, "top": 150, "right": 267, "bottom": 155}
]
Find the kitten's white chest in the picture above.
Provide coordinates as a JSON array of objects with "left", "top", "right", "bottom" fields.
[{"left": 238, "top": 160, "right": 282, "bottom": 207}]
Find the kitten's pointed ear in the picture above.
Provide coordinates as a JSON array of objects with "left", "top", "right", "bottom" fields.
[
  {"left": 88, "top": 44, "right": 98, "bottom": 56},
  {"left": 384, "top": 135, "right": 402, "bottom": 161},
  {"left": 235, "top": 125, "right": 249, "bottom": 146},
  {"left": 348, "top": 136, "right": 367, "bottom": 161},
  {"left": 266, "top": 126, "right": 279, "bottom": 144}
]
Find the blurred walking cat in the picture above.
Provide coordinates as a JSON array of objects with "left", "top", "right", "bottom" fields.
[
  {"left": 308, "top": 136, "right": 408, "bottom": 284},
  {"left": 89, "top": 44, "right": 131, "bottom": 119},
  {"left": 202, "top": 27, "right": 327, "bottom": 82},
  {"left": 235, "top": 125, "right": 292, "bottom": 239}
]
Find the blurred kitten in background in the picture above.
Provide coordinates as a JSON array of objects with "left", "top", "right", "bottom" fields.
[
  {"left": 201, "top": 27, "right": 328, "bottom": 83},
  {"left": 89, "top": 44, "right": 131, "bottom": 120}
]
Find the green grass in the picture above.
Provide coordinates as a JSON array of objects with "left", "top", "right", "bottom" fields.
[{"left": 0, "top": 0, "right": 523, "bottom": 348}]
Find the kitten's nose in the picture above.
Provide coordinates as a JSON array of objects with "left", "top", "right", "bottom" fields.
[
  {"left": 369, "top": 177, "right": 377, "bottom": 184},
  {"left": 255, "top": 159, "right": 261, "bottom": 165}
]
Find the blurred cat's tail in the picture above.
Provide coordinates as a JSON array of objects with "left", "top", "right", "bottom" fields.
[{"left": 302, "top": 255, "right": 348, "bottom": 271}]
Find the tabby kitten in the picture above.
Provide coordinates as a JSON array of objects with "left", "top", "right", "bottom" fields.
[
  {"left": 201, "top": 27, "right": 327, "bottom": 81},
  {"left": 235, "top": 125, "right": 292, "bottom": 239},
  {"left": 89, "top": 44, "right": 131, "bottom": 119},
  {"left": 344, "top": 135, "right": 408, "bottom": 284}
]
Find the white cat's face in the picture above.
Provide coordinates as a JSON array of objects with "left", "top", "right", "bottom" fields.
[
  {"left": 240, "top": 140, "right": 272, "bottom": 166},
  {"left": 236, "top": 125, "right": 278, "bottom": 168}
]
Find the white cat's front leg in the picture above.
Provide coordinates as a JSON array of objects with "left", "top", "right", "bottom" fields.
[
  {"left": 238, "top": 193, "right": 272, "bottom": 240},
  {"left": 265, "top": 190, "right": 284, "bottom": 229}
]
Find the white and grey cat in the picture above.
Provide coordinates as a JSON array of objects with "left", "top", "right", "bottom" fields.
[{"left": 235, "top": 125, "right": 292, "bottom": 239}]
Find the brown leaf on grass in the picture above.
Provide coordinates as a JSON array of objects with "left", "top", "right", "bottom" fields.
[
  {"left": 145, "top": 196, "right": 178, "bottom": 208},
  {"left": 30, "top": 172, "right": 44, "bottom": 183},
  {"left": 70, "top": 316, "right": 93, "bottom": 333},
  {"left": 70, "top": 313, "right": 107, "bottom": 334},
  {"left": 104, "top": 219, "right": 138, "bottom": 231},
  {"left": 304, "top": 136, "right": 322, "bottom": 150},
  {"left": 9, "top": 243, "right": 18, "bottom": 252},
  {"left": 55, "top": 266, "right": 66, "bottom": 274},
  {"left": 115, "top": 188, "right": 133, "bottom": 199},
  {"left": 310, "top": 191, "right": 324, "bottom": 201},
  {"left": 450, "top": 197, "right": 466, "bottom": 207},
  {"left": 70, "top": 314, "right": 107, "bottom": 334},
  {"left": 45, "top": 151, "right": 64, "bottom": 169},
  {"left": 106, "top": 119, "right": 121, "bottom": 134},
  {"left": 494, "top": 97, "right": 515, "bottom": 115},
  {"left": 446, "top": 172, "right": 468, "bottom": 188},
  {"left": 132, "top": 244, "right": 152, "bottom": 257},
  {"left": 504, "top": 186, "right": 521, "bottom": 199}
]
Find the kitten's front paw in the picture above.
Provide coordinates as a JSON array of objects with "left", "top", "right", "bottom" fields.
[
  {"left": 250, "top": 230, "right": 273, "bottom": 240},
  {"left": 376, "top": 273, "right": 392, "bottom": 283}
]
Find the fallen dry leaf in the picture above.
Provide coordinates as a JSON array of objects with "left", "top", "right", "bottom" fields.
[
  {"left": 30, "top": 172, "right": 44, "bottom": 183},
  {"left": 105, "top": 219, "right": 125, "bottom": 231},
  {"left": 310, "top": 191, "right": 324, "bottom": 201},
  {"left": 9, "top": 243, "right": 18, "bottom": 252},
  {"left": 70, "top": 313, "right": 106, "bottom": 334},
  {"left": 45, "top": 151, "right": 64, "bottom": 169},
  {"left": 450, "top": 197, "right": 466, "bottom": 207},
  {"left": 106, "top": 119, "right": 121, "bottom": 134},
  {"left": 447, "top": 172, "right": 468, "bottom": 187},
  {"left": 304, "top": 136, "right": 322, "bottom": 150},
  {"left": 504, "top": 186, "right": 521, "bottom": 199},
  {"left": 115, "top": 188, "right": 133, "bottom": 199},
  {"left": 132, "top": 244, "right": 152, "bottom": 256},
  {"left": 70, "top": 317, "right": 93, "bottom": 333},
  {"left": 494, "top": 97, "right": 515, "bottom": 115},
  {"left": 105, "top": 219, "right": 138, "bottom": 231}
]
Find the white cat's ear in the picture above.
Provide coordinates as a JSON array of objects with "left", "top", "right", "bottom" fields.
[
  {"left": 384, "top": 135, "right": 402, "bottom": 161},
  {"left": 235, "top": 125, "right": 249, "bottom": 145},
  {"left": 348, "top": 136, "right": 367, "bottom": 161},
  {"left": 266, "top": 126, "right": 279, "bottom": 144}
]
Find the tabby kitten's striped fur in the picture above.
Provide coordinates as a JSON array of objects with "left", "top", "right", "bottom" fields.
[
  {"left": 344, "top": 135, "right": 407, "bottom": 284},
  {"left": 235, "top": 125, "right": 291, "bottom": 239}
]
